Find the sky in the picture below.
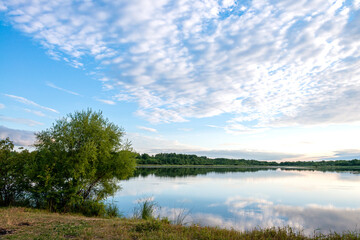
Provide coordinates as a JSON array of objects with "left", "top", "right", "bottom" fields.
[{"left": 0, "top": 0, "right": 360, "bottom": 161}]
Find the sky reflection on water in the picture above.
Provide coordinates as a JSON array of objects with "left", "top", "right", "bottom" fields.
[{"left": 110, "top": 169, "right": 360, "bottom": 234}]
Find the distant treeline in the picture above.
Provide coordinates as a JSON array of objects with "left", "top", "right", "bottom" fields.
[
  {"left": 136, "top": 153, "right": 360, "bottom": 167},
  {"left": 133, "top": 167, "right": 273, "bottom": 178}
]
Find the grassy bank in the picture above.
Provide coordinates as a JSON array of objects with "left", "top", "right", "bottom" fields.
[{"left": 1, "top": 207, "right": 359, "bottom": 240}]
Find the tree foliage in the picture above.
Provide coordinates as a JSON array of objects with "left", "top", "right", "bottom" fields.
[
  {"left": 136, "top": 153, "right": 278, "bottom": 166},
  {"left": 0, "top": 138, "right": 32, "bottom": 206},
  {"left": 136, "top": 152, "right": 360, "bottom": 167},
  {"left": 28, "top": 109, "right": 136, "bottom": 212}
]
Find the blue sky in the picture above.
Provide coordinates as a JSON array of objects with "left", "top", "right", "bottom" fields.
[{"left": 1, "top": 0, "right": 360, "bottom": 161}]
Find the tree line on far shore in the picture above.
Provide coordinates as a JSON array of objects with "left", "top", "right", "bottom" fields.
[{"left": 136, "top": 152, "right": 360, "bottom": 167}]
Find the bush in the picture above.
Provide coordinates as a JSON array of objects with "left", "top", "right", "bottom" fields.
[{"left": 72, "top": 201, "right": 106, "bottom": 217}]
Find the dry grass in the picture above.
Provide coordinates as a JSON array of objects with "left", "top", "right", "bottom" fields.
[{"left": 0, "top": 207, "right": 359, "bottom": 240}]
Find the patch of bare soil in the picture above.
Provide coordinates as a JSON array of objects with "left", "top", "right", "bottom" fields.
[{"left": 0, "top": 228, "right": 14, "bottom": 235}]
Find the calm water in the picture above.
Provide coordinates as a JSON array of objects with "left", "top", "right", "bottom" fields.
[{"left": 109, "top": 168, "right": 360, "bottom": 234}]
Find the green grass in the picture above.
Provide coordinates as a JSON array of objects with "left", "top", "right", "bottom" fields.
[
  {"left": 0, "top": 207, "right": 359, "bottom": 240},
  {"left": 139, "top": 200, "right": 157, "bottom": 220},
  {"left": 133, "top": 199, "right": 158, "bottom": 220}
]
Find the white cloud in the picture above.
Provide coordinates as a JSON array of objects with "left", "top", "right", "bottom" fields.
[
  {"left": 137, "top": 126, "right": 157, "bottom": 132},
  {"left": 1, "top": 0, "right": 359, "bottom": 130},
  {"left": 186, "top": 149, "right": 303, "bottom": 161},
  {"left": 0, "top": 125, "right": 35, "bottom": 146},
  {"left": 155, "top": 196, "right": 360, "bottom": 235},
  {"left": 223, "top": 196, "right": 360, "bottom": 235},
  {"left": 126, "top": 132, "right": 202, "bottom": 154},
  {"left": 127, "top": 132, "right": 302, "bottom": 160},
  {"left": 24, "top": 108, "right": 45, "bottom": 117},
  {"left": 96, "top": 98, "right": 116, "bottom": 105},
  {"left": 4, "top": 94, "right": 59, "bottom": 113},
  {"left": 46, "top": 82, "right": 81, "bottom": 96},
  {"left": 208, "top": 122, "right": 269, "bottom": 135},
  {"left": 355, "top": 0, "right": 360, "bottom": 9},
  {"left": 178, "top": 128, "right": 192, "bottom": 132},
  {"left": 0, "top": 115, "right": 43, "bottom": 126},
  {"left": 325, "top": 149, "right": 360, "bottom": 160},
  {"left": 0, "top": 1, "right": 7, "bottom": 11},
  {"left": 136, "top": 108, "right": 187, "bottom": 123},
  {"left": 222, "top": 0, "right": 235, "bottom": 8},
  {"left": 0, "top": 103, "right": 4, "bottom": 109},
  {"left": 158, "top": 206, "right": 193, "bottom": 225}
]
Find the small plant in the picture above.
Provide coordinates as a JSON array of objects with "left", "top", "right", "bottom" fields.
[
  {"left": 172, "top": 208, "right": 190, "bottom": 225},
  {"left": 105, "top": 203, "right": 122, "bottom": 218},
  {"left": 160, "top": 217, "right": 171, "bottom": 224},
  {"left": 133, "top": 198, "right": 157, "bottom": 220}
]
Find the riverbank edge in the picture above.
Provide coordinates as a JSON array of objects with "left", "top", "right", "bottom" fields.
[{"left": 0, "top": 207, "right": 358, "bottom": 240}]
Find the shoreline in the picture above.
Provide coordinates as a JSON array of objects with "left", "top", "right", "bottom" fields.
[{"left": 1, "top": 207, "right": 358, "bottom": 240}]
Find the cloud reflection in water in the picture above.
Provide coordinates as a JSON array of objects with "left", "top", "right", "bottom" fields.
[
  {"left": 187, "top": 197, "right": 360, "bottom": 235},
  {"left": 113, "top": 169, "right": 360, "bottom": 234}
]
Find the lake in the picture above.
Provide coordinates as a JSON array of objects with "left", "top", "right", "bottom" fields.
[{"left": 109, "top": 168, "right": 360, "bottom": 235}]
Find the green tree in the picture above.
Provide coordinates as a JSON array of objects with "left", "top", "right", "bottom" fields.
[
  {"left": 0, "top": 138, "right": 31, "bottom": 206},
  {"left": 29, "top": 109, "right": 136, "bottom": 212},
  {"left": 0, "top": 137, "right": 15, "bottom": 206}
]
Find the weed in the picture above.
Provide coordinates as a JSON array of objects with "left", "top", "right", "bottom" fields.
[
  {"left": 133, "top": 199, "right": 157, "bottom": 220},
  {"left": 105, "top": 203, "right": 122, "bottom": 218},
  {"left": 171, "top": 207, "right": 190, "bottom": 225}
]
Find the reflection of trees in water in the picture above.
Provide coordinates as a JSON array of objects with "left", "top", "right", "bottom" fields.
[
  {"left": 132, "top": 168, "right": 274, "bottom": 178},
  {"left": 132, "top": 167, "right": 360, "bottom": 178}
]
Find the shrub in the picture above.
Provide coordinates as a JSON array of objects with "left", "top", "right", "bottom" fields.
[
  {"left": 105, "top": 203, "right": 122, "bottom": 218},
  {"left": 72, "top": 201, "right": 106, "bottom": 217}
]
